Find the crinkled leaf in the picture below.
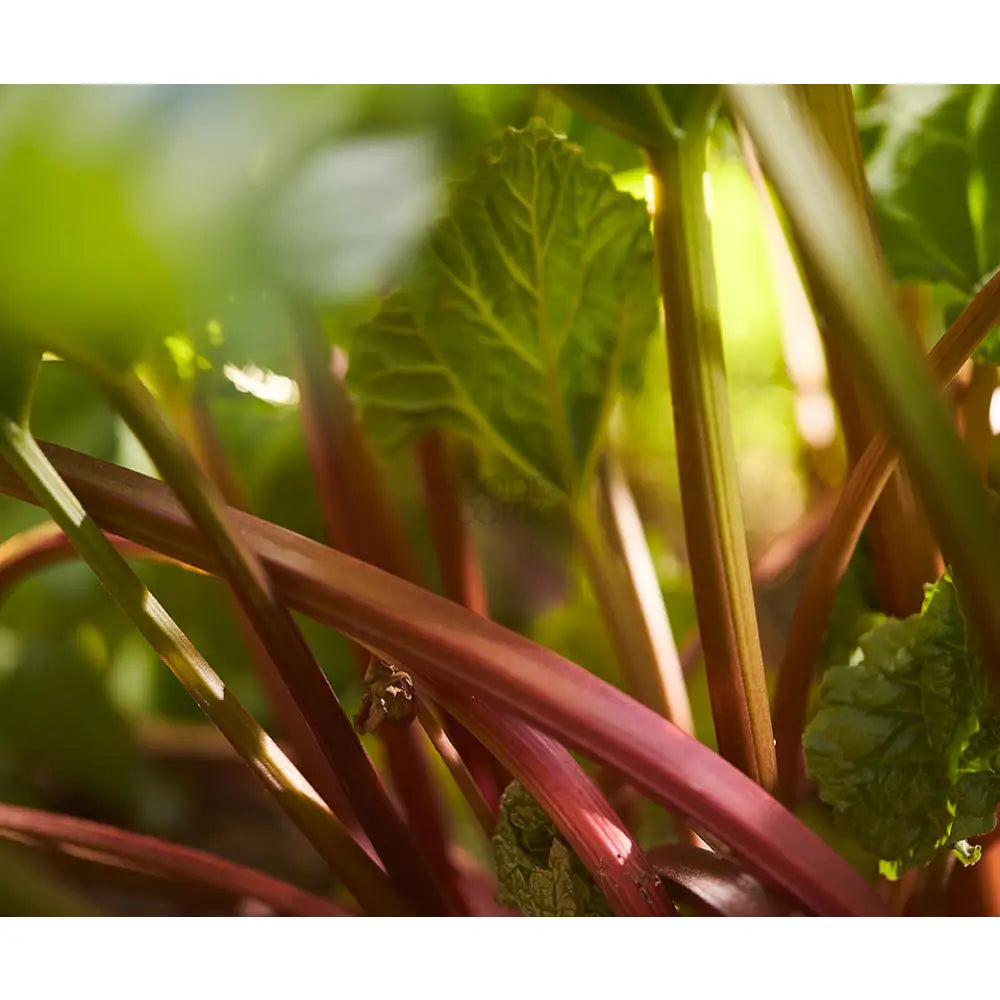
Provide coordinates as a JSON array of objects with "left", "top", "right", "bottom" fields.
[
  {"left": 804, "top": 571, "right": 1000, "bottom": 876},
  {"left": 348, "top": 120, "right": 658, "bottom": 498},
  {"left": 491, "top": 781, "right": 612, "bottom": 917}
]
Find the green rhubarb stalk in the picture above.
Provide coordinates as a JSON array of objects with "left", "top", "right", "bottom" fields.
[
  {"left": 647, "top": 94, "right": 776, "bottom": 788},
  {"left": 0, "top": 415, "right": 408, "bottom": 916}
]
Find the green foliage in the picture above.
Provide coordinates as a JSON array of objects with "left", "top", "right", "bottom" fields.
[
  {"left": 349, "top": 120, "right": 659, "bottom": 499},
  {"left": 863, "top": 85, "right": 1000, "bottom": 304},
  {"left": 492, "top": 781, "right": 612, "bottom": 917},
  {"left": 549, "top": 86, "right": 677, "bottom": 147},
  {"left": 804, "top": 571, "right": 1000, "bottom": 877},
  {"left": 0, "top": 87, "right": 442, "bottom": 376},
  {"left": 551, "top": 85, "right": 715, "bottom": 145}
]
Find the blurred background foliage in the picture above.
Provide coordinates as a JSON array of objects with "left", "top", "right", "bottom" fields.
[{"left": 0, "top": 84, "right": 992, "bottom": 912}]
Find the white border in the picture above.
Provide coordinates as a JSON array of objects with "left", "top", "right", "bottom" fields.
[
  {"left": 0, "top": 1, "right": 998, "bottom": 83},
  {"left": 0, "top": 917, "right": 992, "bottom": 997}
]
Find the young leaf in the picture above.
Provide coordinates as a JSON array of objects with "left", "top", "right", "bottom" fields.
[
  {"left": 349, "top": 120, "right": 658, "bottom": 499},
  {"left": 804, "top": 571, "right": 1000, "bottom": 876},
  {"left": 492, "top": 781, "right": 613, "bottom": 917}
]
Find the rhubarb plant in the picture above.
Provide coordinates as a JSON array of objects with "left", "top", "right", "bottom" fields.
[{"left": 2, "top": 83, "right": 1000, "bottom": 918}]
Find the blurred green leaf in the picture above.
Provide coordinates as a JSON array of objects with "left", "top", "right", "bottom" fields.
[
  {"left": 267, "top": 136, "right": 440, "bottom": 302},
  {"left": 349, "top": 120, "right": 658, "bottom": 498},
  {"left": 0, "top": 87, "right": 344, "bottom": 371},
  {"left": 0, "top": 632, "right": 143, "bottom": 812},
  {"left": 549, "top": 86, "right": 676, "bottom": 147},
  {"left": 864, "top": 85, "right": 993, "bottom": 292}
]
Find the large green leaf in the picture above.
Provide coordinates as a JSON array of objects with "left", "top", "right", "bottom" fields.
[
  {"left": 348, "top": 120, "right": 658, "bottom": 498},
  {"left": 804, "top": 571, "right": 1000, "bottom": 877}
]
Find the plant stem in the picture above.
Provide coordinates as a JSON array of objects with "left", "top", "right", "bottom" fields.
[
  {"left": 957, "top": 363, "right": 997, "bottom": 480},
  {"left": 2, "top": 441, "right": 892, "bottom": 915},
  {"left": 789, "top": 84, "right": 936, "bottom": 617},
  {"left": 415, "top": 699, "right": 496, "bottom": 838},
  {"left": 771, "top": 266, "right": 1000, "bottom": 804},
  {"left": 414, "top": 432, "right": 488, "bottom": 616},
  {"left": 414, "top": 430, "right": 509, "bottom": 807},
  {"left": 0, "top": 417, "right": 407, "bottom": 916},
  {"left": 292, "top": 314, "right": 471, "bottom": 913},
  {"left": 0, "top": 803, "right": 351, "bottom": 916},
  {"left": 164, "top": 381, "right": 373, "bottom": 848},
  {"left": 731, "top": 85, "right": 1000, "bottom": 701},
  {"left": 647, "top": 101, "right": 776, "bottom": 788},
  {"left": 571, "top": 454, "right": 693, "bottom": 731},
  {"left": 410, "top": 431, "right": 673, "bottom": 914},
  {"left": 90, "top": 367, "right": 448, "bottom": 915}
]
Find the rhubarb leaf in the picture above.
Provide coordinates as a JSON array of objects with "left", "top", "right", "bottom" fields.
[
  {"left": 348, "top": 120, "right": 658, "bottom": 498},
  {"left": 804, "top": 571, "right": 1000, "bottom": 877},
  {"left": 492, "top": 781, "right": 612, "bottom": 917}
]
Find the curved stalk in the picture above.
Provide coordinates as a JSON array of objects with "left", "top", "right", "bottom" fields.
[
  {"left": 414, "top": 429, "right": 673, "bottom": 915},
  {"left": 0, "top": 519, "right": 200, "bottom": 599},
  {"left": 648, "top": 97, "right": 775, "bottom": 787},
  {"left": 292, "top": 317, "right": 467, "bottom": 914},
  {"left": 0, "top": 802, "right": 350, "bottom": 916},
  {"left": 90, "top": 366, "right": 449, "bottom": 915},
  {"left": 0, "top": 441, "right": 890, "bottom": 915},
  {"left": 0, "top": 417, "right": 408, "bottom": 916},
  {"left": 294, "top": 330, "right": 672, "bottom": 916}
]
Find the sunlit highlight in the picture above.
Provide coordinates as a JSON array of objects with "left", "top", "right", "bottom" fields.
[
  {"left": 223, "top": 363, "right": 300, "bottom": 407},
  {"left": 990, "top": 386, "right": 1000, "bottom": 435}
]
